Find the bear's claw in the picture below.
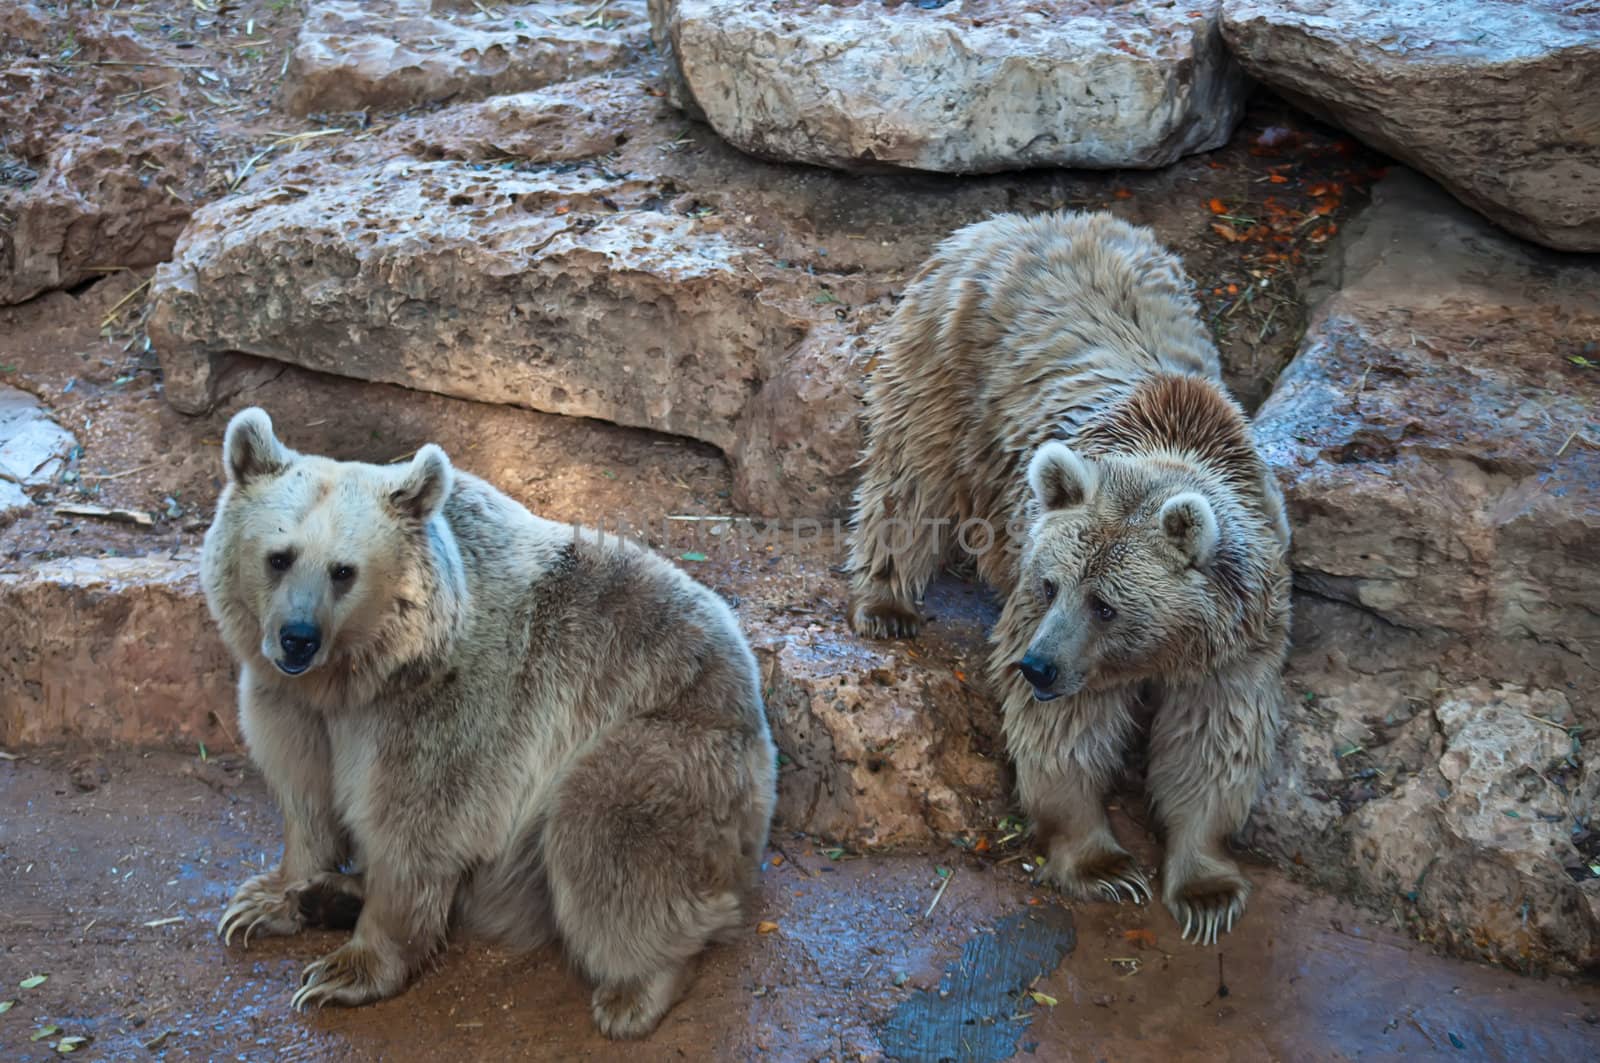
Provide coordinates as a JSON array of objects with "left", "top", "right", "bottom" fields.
[
  {"left": 290, "top": 941, "right": 394, "bottom": 1011},
  {"left": 218, "top": 871, "right": 303, "bottom": 947},
  {"left": 1170, "top": 877, "right": 1248, "bottom": 947}
]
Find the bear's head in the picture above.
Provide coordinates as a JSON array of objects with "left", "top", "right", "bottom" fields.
[
  {"left": 204, "top": 408, "right": 458, "bottom": 682},
  {"left": 1014, "top": 440, "right": 1240, "bottom": 701}
]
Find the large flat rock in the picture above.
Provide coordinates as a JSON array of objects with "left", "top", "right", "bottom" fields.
[
  {"left": 1250, "top": 169, "right": 1600, "bottom": 972},
  {"left": 283, "top": 0, "right": 648, "bottom": 115},
  {"left": 1222, "top": 0, "right": 1600, "bottom": 252},
  {"left": 650, "top": 0, "right": 1249, "bottom": 172},
  {"left": 148, "top": 113, "right": 870, "bottom": 518}
]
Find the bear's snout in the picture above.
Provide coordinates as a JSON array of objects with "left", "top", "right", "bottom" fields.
[
  {"left": 278, "top": 622, "right": 322, "bottom": 674},
  {"left": 1015, "top": 654, "right": 1060, "bottom": 700}
]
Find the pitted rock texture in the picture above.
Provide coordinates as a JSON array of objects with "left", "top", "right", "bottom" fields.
[
  {"left": 282, "top": 0, "right": 648, "bottom": 116},
  {"left": 1249, "top": 170, "right": 1600, "bottom": 972},
  {"left": 148, "top": 149, "right": 873, "bottom": 518},
  {"left": 1222, "top": 0, "right": 1600, "bottom": 251},
  {"left": 0, "top": 555, "right": 238, "bottom": 751},
  {"left": 1, "top": 123, "right": 197, "bottom": 306},
  {"left": 650, "top": 0, "right": 1249, "bottom": 173},
  {"left": 0, "top": 8, "right": 200, "bottom": 304},
  {"left": 757, "top": 607, "right": 1005, "bottom": 848}
]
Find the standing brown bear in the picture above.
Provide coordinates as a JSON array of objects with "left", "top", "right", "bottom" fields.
[{"left": 847, "top": 212, "right": 1291, "bottom": 945}]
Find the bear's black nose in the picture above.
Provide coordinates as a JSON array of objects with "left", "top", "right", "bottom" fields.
[
  {"left": 1016, "top": 655, "right": 1057, "bottom": 691},
  {"left": 279, "top": 622, "right": 322, "bottom": 664}
]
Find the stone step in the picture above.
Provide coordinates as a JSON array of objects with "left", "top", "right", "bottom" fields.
[
  {"left": 0, "top": 549, "right": 1003, "bottom": 852},
  {"left": 284, "top": 0, "right": 649, "bottom": 115}
]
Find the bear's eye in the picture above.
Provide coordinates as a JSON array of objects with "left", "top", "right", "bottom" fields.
[
  {"left": 1041, "top": 579, "right": 1058, "bottom": 604},
  {"left": 268, "top": 551, "right": 294, "bottom": 573},
  {"left": 330, "top": 564, "right": 357, "bottom": 584},
  {"left": 1089, "top": 595, "right": 1117, "bottom": 622}
]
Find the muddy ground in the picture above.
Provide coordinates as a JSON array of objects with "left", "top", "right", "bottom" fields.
[{"left": 3, "top": 750, "right": 1597, "bottom": 1062}]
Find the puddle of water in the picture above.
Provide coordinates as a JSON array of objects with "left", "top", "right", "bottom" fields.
[{"left": 880, "top": 905, "right": 1076, "bottom": 1063}]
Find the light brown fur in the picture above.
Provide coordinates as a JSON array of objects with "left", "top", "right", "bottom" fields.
[
  {"left": 203, "top": 408, "right": 776, "bottom": 1037},
  {"left": 847, "top": 212, "right": 1290, "bottom": 944}
]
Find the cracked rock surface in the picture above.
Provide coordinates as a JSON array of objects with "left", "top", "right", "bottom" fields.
[{"left": 1249, "top": 170, "right": 1600, "bottom": 972}]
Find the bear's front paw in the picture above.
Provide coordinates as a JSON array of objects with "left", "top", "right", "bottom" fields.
[
  {"left": 1165, "top": 872, "right": 1249, "bottom": 947},
  {"left": 1036, "top": 848, "right": 1152, "bottom": 906},
  {"left": 848, "top": 596, "right": 921, "bottom": 639},
  {"left": 218, "top": 871, "right": 304, "bottom": 946},
  {"left": 290, "top": 940, "right": 404, "bottom": 1011}
]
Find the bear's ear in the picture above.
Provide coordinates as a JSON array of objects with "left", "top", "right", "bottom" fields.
[
  {"left": 1028, "top": 442, "right": 1097, "bottom": 512},
  {"left": 390, "top": 444, "right": 453, "bottom": 523},
  {"left": 1158, "top": 491, "right": 1219, "bottom": 568},
  {"left": 223, "top": 407, "right": 290, "bottom": 485}
]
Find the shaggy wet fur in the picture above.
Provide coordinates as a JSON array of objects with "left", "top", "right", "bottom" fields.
[
  {"left": 847, "top": 212, "right": 1291, "bottom": 944},
  {"left": 203, "top": 409, "right": 776, "bottom": 1038}
]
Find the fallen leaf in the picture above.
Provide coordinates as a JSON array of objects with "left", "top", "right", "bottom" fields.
[
  {"left": 1210, "top": 222, "right": 1248, "bottom": 243},
  {"left": 679, "top": 551, "right": 708, "bottom": 562},
  {"left": 1267, "top": 173, "right": 1288, "bottom": 184},
  {"left": 973, "top": 836, "right": 991, "bottom": 853},
  {"left": 1208, "top": 197, "right": 1228, "bottom": 215},
  {"left": 1123, "top": 928, "right": 1157, "bottom": 947},
  {"left": 57, "top": 1035, "right": 89, "bottom": 1053},
  {"left": 770, "top": 853, "right": 785, "bottom": 866},
  {"left": 32, "top": 1025, "right": 60, "bottom": 1042},
  {"left": 0, "top": 1000, "right": 13, "bottom": 1013},
  {"left": 20, "top": 975, "right": 47, "bottom": 990},
  {"left": 756, "top": 921, "right": 780, "bottom": 934},
  {"left": 1028, "top": 990, "right": 1059, "bottom": 1007},
  {"left": 1113, "top": 187, "right": 1133, "bottom": 200}
]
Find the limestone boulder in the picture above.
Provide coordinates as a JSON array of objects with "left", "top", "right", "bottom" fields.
[
  {"left": 650, "top": 0, "right": 1249, "bottom": 173},
  {"left": 1249, "top": 169, "right": 1600, "bottom": 971},
  {"left": 148, "top": 151, "right": 867, "bottom": 517},
  {"left": 0, "top": 555, "right": 238, "bottom": 751},
  {"left": 283, "top": 0, "right": 648, "bottom": 116},
  {"left": 1221, "top": 0, "right": 1600, "bottom": 252}
]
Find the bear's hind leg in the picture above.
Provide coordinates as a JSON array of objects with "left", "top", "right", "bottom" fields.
[
  {"left": 543, "top": 719, "right": 764, "bottom": 1039},
  {"left": 846, "top": 464, "right": 957, "bottom": 639},
  {"left": 1148, "top": 663, "right": 1280, "bottom": 946}
]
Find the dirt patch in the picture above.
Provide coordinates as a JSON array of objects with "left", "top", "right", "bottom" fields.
[{"left": 1, "top": 750, "right": 1596, "bottom": 1060}]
